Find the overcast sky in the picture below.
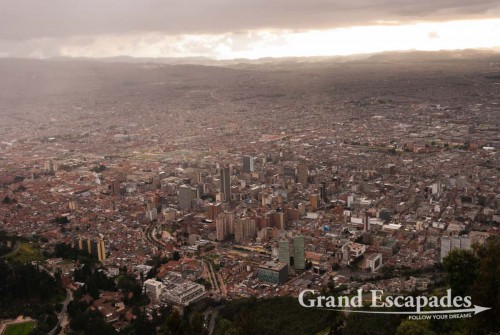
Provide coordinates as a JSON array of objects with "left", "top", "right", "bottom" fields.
[{"left": 1, "top": 0, "right": 500, "bottom": 59}]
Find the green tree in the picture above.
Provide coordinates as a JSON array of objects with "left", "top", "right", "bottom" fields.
[
  {"left": 190, "top": 311, "right": 205, "bottom": 335},
  {"left": 396, "top": 320, "right": 436, "bottom": 335},
  {"left": 159, "top": 309, "right": 183, "bottom": 335},
  {"left": 469, "top": 236, "right": 500, "bottom": 334},
  {"left": 442, "top": 249, "right": 479, "bottom": 296}
]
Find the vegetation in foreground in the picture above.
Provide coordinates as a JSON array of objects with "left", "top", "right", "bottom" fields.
[{"left": 3, "top": 321, "right": 35, "bottom": 335}]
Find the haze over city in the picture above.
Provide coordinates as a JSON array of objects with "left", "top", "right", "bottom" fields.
[{"left": 0, "top": 2, "right": 499, "bottom": 335}]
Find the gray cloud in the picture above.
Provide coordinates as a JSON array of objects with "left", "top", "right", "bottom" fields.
[{"left": 1, "top": 0, "right": 500, "bottom": 40}]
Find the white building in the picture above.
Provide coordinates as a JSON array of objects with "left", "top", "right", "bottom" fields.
[
  {"left": 144, "top": 279, "right": 164, "bottom": 301},
  {"left": 366, "top": 253, "right": 383, "bottom": 272},
  {"left": 160, "top": 273, "right": 206, "bottom": 306},
  {"left": 440, "top": 235, "right": 471, "bottom": 261}
]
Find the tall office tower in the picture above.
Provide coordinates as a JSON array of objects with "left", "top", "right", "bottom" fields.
[
  {"left": 215, "top": 211, "right": 234, "bottom": 241},
  {"left": 235, "top": 217, "right": 257, "bottom": 242},
  {"left": 110, "top": 179, "right": 121, "bottom": 196},
  {"left": 440, "top": 236, "right": 451, "bottom": 262},
  {"left": 363, "top": 212, "right": 371, "bottom": 232},
  {"left": 297, "top": 164, "right": 308, "bottom": 185},
  {"left": 178, "top": 184, "right": 197, "bottom": 210},
  {"left": 246, "top": 218, "right": 257, "bottom": 238},
  {"left": 186, "top": 169, "right": 203, "bottom": 184},
  {"left": 310, "top": 194, "right": 319, "bottom": 210},
  {"left": 320, "top": 182, "right": 328, "bottom": 203},
  {"left": 440, "top": 235, "right": 471, "bottom": 262},
  {"left": 242, "top": 155, "right": 254, "bottom": 173},
  {"left": 216, "top": 214, "right": 228, "bottom": 242},
  {"left": 220, "top": 166, "right": 231, "bottom": 202},
  {"left": 269, "top": 211, "right": 286, "bottom": 229},
  {"left": 206, "top": 202, "right": 222, "bottom": 220},
  {"left": 96, "top": 239, "right": 107, "bottom": 262},
  {"left": 78, "top": 237, "right": 106, "bottom": 262},
  {"left": 278, "top": 240, "right": 291, "bottom": 266},
  {"left": 293, "top": 235, "right": 305, "bottom": 270},
  {"left": 225, "top": 211, "right": 235, "bottom": 234},
  {"left": 234, "top": 219, "right": 243, "bottom": 242}
]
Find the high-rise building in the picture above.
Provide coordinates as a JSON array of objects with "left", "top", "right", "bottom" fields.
[
  {"left": 216, "top": 215, "right": 227, "bottom": 242},
  {"left": 320, "top": 182, "right": 328, "bottom": 203},
  {"left": 226, "top": 211, "right": 235, "bottom": 235},
  {"left": 297, "top": 164, "right": 308, "bottom": 185},
  {"left": 364, "top": 212, "right": 371, "bottom": 232},
  {"left": 77, "top": 236, "right": 107, "bottom": 262},
  {"left": 206, "top": 203, "right": 222, "bottom": 220},
  {"left": 268, "top": 210, "right": 286, "bottom": 229},
  {"left": 110, "top": 179, "right": 121, "bottom": 196},
  {"left": 94, "top": 239, "right": 107, "bottom": 262},
  {"left": 234, "top": 219, "right": 243, "bottom": 242},
  {"left": 440, "top": 235, "right": 471, "bottom": 261},
  {"left": 220, "top": 166, "right": 231, "bottom": 202},
  {"left": 178, "top": 185, "right": 197, "bottom": 210},
  {"left": 215, "top": 211, "right": 234, "bottom": 241},
  {"left": 293, "top": 235, "right": 305, "bottom": 270},
  {"left": 242, "top": 155, "right": 254, "bottom": 173},
  {"left": 234, "top": 217, "right": 257, "bottom": 242},
  {"left": 310, "top": 194, "right": 319, "bottom": 210},
  {"left": 278, "top": 240, "right": 291, "bottom": 266}
]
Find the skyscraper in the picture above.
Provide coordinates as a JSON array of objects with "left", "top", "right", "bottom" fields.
[
  {"left": 242, "top": 155, "right": 254, "bottom": 173},
  {"left": 216, "top": 214, "right": 228, "bottom": 242},
  {"left": 220, "top": 166, "right": 231, "bottom": 202},
  {"left": 297, "top": 164, "right": 308, "bottom": 185},
  {"left": 278, "top": 240, "right": 291, "bottom": 266},
  {"left": 320, "top": 182, "right": 328, "bottom": 203},
  {"left": 215, "top": 211, "right": 234, "bottom": 241},
  {"left": 293, "top": 235, "right": 305, "bottom": 270},
  {"left": 178, "top": 184, "right": 197, "bottom": 210},
  {"left": 234, "top": 219, "right": 243, "bottom": 242},
  {"left": 206, "top": 202, "right": 222, "bottom": 220},
  {"left": 77, "top": 236, "right": 106, "bottom": 262},
  {"left": 235, "top": 217, "right": 257, "bottom": 242}
]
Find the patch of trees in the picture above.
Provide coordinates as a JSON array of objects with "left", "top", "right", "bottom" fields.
[
  {"left": 214, "top": 296, "right": 336, "bottom": 335},
  {"left": 52, "top": 242, "right": 98, "bottom": 264},
  {"left": 2, "top": 195, "right": 16, "bottom": 204},
  {"left": 68, "top": 300, "right": 116, "bottom": 335},
  {"left": 54, "top": 216, "right": 70, "bottom": 224},
  {"left": 343, "top": 236, "right": 500, "bottom": 335},
  {"left": 0, "top": 259, "right": 65, "bottom": 332},
  {"left": 91, "top": 164, "right": 107, "bottom": 173},
  {"left": 117, "top": 275, "right": 150, "bottom": 306}
]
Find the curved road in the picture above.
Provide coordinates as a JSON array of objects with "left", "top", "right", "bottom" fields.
[{"left": 48, "top": 288, "right": 73, "bottom": 335}]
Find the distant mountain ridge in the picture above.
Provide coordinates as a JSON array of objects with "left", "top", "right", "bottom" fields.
[{"left": 3, "top": 48, "right": 499, "bottom": 67}]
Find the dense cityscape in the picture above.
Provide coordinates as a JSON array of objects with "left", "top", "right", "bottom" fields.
[{"left": 0, "top": 51, "right": 499, "bottom": 335}]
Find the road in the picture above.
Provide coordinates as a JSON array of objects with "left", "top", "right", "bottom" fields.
[
  {"left": 204, "top": 306, "right": 224, "bottom": 335},
  {"left": 48, "top": 288, "right": 73, "bottom": 335},
  {"left": 145, "top": 220, "right": 171, "bottom": 249},
  {"left": 217, "top": 273, "right": 227, "bottom": 297},
  {"left": 207, "top": 262, "right": 220, "bottom": 294},
  {"left": 36, "top": 264, "right": 73, "bottom": 335}
]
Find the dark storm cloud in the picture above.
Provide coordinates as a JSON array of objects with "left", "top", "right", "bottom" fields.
[{"left": 1, "top": 0, "right": 499, "bottom": 39}]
